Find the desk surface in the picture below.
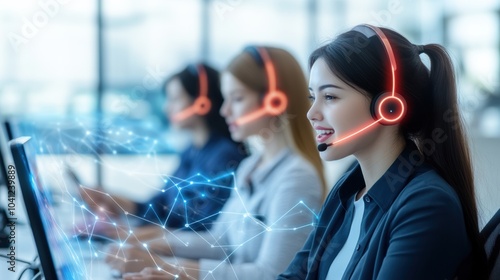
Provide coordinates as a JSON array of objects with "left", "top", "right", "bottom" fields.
[{"left": 0, "top": 221, "right": 37, "bottom": 280}]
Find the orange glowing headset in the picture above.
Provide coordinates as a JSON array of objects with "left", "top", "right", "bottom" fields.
[
  {"left": 171, "top": 64, "right": 212, "bottom": 123},
  {"left": 318, "top": 24, "right": 407, "bottom": 151},
  {"left": 233, "top": 46, "right": 288, "bottom": 126},
  {"left": 355, "top": 25, "right": 407, "bottom": 125}
]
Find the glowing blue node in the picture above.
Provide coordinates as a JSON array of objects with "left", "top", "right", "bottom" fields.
[
  {"left": 184, "top": 224, "right": 189, "bottom": 228},
  {"left": 143, "top": 243, "right": 147, "bottom": 248}
]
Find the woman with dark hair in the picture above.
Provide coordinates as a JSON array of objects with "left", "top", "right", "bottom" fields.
[
  {"left": 81, "top": 63, "right": 247, "bottom": 238},
  {"left": 278, "top": 25, "right": 487, "bottom": 279},
  {"left": 166, "top": 64, "right": 232, "bottom": 139}
]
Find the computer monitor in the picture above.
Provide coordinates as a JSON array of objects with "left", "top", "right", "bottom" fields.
[
  {"left": 3, "top": 120, "right": 15, "bottom": 141},
  {"left": 0, "top": 120, "right": 14, "bottom": 246},
  {"left": 10, "top": 136, "right": 89, "bottom": 279},
  {"left": 0, "top": 122, "right": 12, "bottom": 187}
]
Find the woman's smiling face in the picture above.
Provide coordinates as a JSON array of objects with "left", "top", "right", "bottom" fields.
[{"left": 307, "top": 57, "right": 380, "bottom": 161}]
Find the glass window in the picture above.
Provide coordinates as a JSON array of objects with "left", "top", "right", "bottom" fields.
[
  {"left": 0, "top": 0, "right": 96, "bottom": 116},
  {"left": 209, "top": 0, "right": 309, "bottom": 69}
]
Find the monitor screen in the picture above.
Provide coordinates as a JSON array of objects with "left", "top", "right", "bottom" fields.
[{"left": 10, "top": 136, "right": 91, "bottom": 280}]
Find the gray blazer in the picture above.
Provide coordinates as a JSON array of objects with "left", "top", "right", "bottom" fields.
[{"left": 166, "top": 148, "right": 323, "bottom": 279}]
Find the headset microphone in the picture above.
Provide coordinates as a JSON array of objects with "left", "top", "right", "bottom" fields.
[
  {"left": 317, "top": 24, "right": 407, "bottom": 152},
  {"left": 317, "top": 143, "right": 331, "bottom": 152}
]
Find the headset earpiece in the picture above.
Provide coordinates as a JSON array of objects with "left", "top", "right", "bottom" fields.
[
  {"left": 264, "top": 90, "right": 287, "bottom": 116},
  {"left": 193, "top": 95, "right": 211, "bottom": 116},
  {"left": 370, "top": 92, "right": 407, "bottom": 125},
  {"left": 171, "top": 64, "right": 211, "bottom": 123}
]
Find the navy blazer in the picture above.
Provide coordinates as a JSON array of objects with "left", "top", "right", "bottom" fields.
[
  {"left": 278, "top": 143, "right": 471, "bottom": 279},
  {"left": 135, "top": 133, "right": 247, "bottom": 230}
]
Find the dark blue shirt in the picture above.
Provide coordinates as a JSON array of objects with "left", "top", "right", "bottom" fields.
[
  {"left": 135, "top": 133, "right": 247, "bottom": 231},
  {"left": 278, "top": 142, "right": 471, "bottom": 279}
]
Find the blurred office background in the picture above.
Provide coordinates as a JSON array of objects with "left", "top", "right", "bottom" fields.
[{"left": 0, "top": 0, "right": 499, "bottom": 225}]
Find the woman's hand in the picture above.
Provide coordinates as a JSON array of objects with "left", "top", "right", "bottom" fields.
[
  {"left": 105, "top": 243, "right": 164, "bottom": 274},
  {"left": 122, "top": 260, "right": 200, "bottom": 280},
  {"left": 79, "top": 186, "right": 137, "bottom": 218}
]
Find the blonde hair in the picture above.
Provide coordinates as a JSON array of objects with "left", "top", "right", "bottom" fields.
[{"left": 226, "top": 46, "right": 327, "bottom": 198}]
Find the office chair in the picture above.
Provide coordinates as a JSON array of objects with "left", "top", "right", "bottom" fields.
[{"left": 481, "top": 208, "right": 500, "bottom": 280}]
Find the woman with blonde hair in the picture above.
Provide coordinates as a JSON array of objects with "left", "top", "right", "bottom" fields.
[{"left": 106, "top": 46, "right": 326, "bottom": 280}]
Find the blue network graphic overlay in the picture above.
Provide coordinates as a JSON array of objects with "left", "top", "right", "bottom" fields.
[{"left": 15, "top": 116, "right": 319, "bottom": 279}]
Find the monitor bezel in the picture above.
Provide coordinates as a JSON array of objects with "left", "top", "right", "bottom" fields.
[{"left": 10, "top": 136, "right": 59, "bottom": 280}]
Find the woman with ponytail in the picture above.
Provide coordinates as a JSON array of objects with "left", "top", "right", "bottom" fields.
[{"left": 278, "top": 25, "right": 487, "bottom": 279}]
